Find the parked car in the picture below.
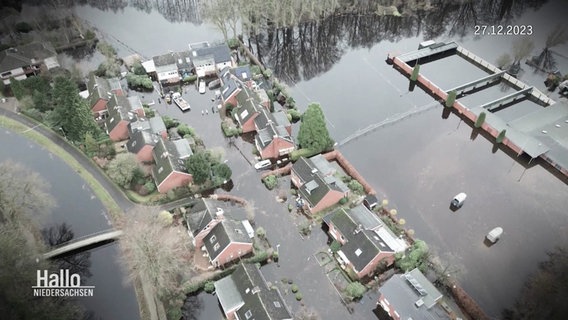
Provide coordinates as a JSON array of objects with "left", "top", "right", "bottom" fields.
[
  {"left": 254, "top": 159, "right": 272, "bottom": 170},
  {"left": 451, "top": 192, "right": 467, "bottom": 208},
  {"left": 486, "top": 227, "right": 503, "bottom": 243},
  {"left": 199, "top": 80, "right": 206, "bottom": 94}
]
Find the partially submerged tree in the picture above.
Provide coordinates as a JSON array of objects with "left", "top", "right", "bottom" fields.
[
  {"left": 118, "top": 207, "right": 193, "bottom": 300},
  {"left": 297, "top": 103, "right": 334, "bottom": 152}
]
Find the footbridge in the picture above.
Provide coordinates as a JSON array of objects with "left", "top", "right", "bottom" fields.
[{"left": 43, "top": 229, "right": 124, "bottom": 260}]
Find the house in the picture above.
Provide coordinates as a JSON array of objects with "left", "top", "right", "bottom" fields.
[
  {"left": 203, "top": 219, "right": 254, "bottom": 268},
  {"left": 126, "top": 116, "right": 167, "bottom": 162},
  {"left": 151, "top": 137, "right": 193, "bottom": 193},
  {"left": 291, "top": 155, "right": 350, "bottom": 214},
  {"left": 104, "top": 95, "right": 145, "bottom": 141},
  {"left": 214, "top": 263, "right": 293, "bottom": 320},
  {"left": 323, "top": 205, "right": 407, "bottom": 279},
  {"left": 234, "top": 86, "right": 264, "bottom": 133},
  {"left": 254, "top": 109, "right": 295, "bottom": 159},
  {"left": 183, "top": 198, "right": 254, "bottom": 268},
  {"left": 190, "top": 42, "right": 235, "bottom": 78},
  {"left": 152, "top": 52, "right": 180, "bottom": 84},
  {"left": 377, "top": 268, "right": 448, "bottom": 320},
  {"left": 0, "top": 42, "right": 59, "bottom": 85},
  {"left": 174, "top": 51, "right": 193, "bottom": 78},
  {"left": 218, "top": 67, "right": 243, "bottom": 107},
  {"left": 86, "top": 73, "right": 122, "bottom": 117},
  {"left": 364, "top": 194, "right": 379, "bottom": 211}
]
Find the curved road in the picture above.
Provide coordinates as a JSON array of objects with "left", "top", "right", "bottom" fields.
[{"left": 0, "top": 100, "right": 133, "bottom": 212}]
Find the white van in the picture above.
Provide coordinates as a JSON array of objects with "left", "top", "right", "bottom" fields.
[
  {"left": 451, "top": 192, "right": 467, "bottom": 208},
  {"left": 486, "top": 227, "right": 503, "bottom": 243}
]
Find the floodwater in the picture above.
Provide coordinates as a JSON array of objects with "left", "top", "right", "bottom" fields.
[
  {"left": 60, "top": 0, "right": 568, "bottom": 318},
  {"left": 0, "top": 130, "right": 139, "bottom": 320}
]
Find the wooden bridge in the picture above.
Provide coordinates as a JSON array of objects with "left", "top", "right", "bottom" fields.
[{"left": 43, "top": 229, "right": 124, "bottom": 260}]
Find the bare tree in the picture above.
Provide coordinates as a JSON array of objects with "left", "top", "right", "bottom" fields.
[
  {"left": 0, "top": 161, "right": 55, "bottom": 226},
  {"left": 118, "top": 206, "right": 194, "bottom": 300},
  {"left": 512, "top": 37, "right": 534, "bottom": 62}
]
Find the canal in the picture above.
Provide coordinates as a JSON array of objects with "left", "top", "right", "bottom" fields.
[
  {"left": 24, "top": 0, "right": 568, "bottom": 318},
  {"left": 0, "top": 129, "right": 140, "bottom": 320}
]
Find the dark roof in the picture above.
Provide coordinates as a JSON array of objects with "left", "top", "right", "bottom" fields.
[
  {"left": 0, "top": 42, "right": 56, "bottom": 71},
  {"left": 292, "top": 156, "right": 348, "bottom": 207},
  {"left": 220, "top": 76, "right": 241, "bottom": 101},
  {"left": 174, "top": 51, "right": 192, "bottom": 71},
  {"left": 234, "top": 87, "right": 262, "bottom": 126},
  {"left": 152, "top": 52, "right": 177, "bottom": 67},
  {"left": 203, "top": 220, "right": 252, "bottom": 261},
  {"left": 184, "top": 198, "right": 219, "bottom": 236},
  {"left": 126, "top": 130, "right": 159, "bottom": 154},
  {"left": 364, "top": 194, "right": 379, "bottom": 208},
  {"left": 87, "top": 72, "right": 112, "bottom": 106},
  {"left": 192, "top": 43, "right": 232, "bottom": 64},
  {"left": 105, "top": 95, "right": 142, "bottom": 133},
  {"left": 272, "top": 110, "right": 291, "bottom": 128},
  {"left": 255, "top": 124, "right": 294, "bottom": 150},
  {"left": 379, "top": 269, "right": 447, "bottom": 319},
  {"left": 231, "top": 65, "right": 252, "bottom": 81},
  {"left": 152, "top": 137, "right": 193, "bottom": 186},
  {"left": 215, "top": 264, "right": 292, "bottom": 320}
]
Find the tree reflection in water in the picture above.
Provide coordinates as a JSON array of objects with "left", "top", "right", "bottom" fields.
[{"left": 41, "top": 223, "right": 92, "bottom": 280}]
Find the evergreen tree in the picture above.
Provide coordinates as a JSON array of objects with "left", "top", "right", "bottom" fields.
[{"left": 297, "top": 103, "right": 334, "bottom": 152}]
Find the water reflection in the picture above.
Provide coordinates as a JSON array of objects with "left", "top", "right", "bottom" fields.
[
  {"left": 42, "top": 223, "right": 93, "bottom": 280},
  {"left": 252, "top": 0, "right": 547, "bottom": 83}
]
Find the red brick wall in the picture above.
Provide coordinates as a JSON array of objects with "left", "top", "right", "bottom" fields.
[
  {"left": 241, "top": 114, "right": 258, "bottom": 133},
  {"left": 259, "top": 138, "right": 294, "bottom": 159},
  {"left": 157, "top": 171, "right": 192, "bottom": 193},
  {"left": 212, "top": 242, "right": 253, "bottom": 267},
  {"left": 356, "top": 251, "right": 395, "bottom": 279},
  {"left": 378, "top": 295, "right": 400, "bottom": 320},
  {"left": 290, "top": 171, "right": 302, "bottom": 188},
  {"left": 328, "top": 223, "right": 347, "bottom": 245}
]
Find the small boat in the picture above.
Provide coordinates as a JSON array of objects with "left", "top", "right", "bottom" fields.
[
  {"left": 451, "top": 192, "right": 467, "bottom": 208},
  {"left": 208, "top": 79, "right": 221, "bottom": 90},
  {"left": 486, "top": 227, "right": 503, "bottom": 243}
]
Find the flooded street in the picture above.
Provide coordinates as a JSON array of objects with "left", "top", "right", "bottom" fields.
[{"left": 60, "top": 0, "right": 568, "bottom": 317}]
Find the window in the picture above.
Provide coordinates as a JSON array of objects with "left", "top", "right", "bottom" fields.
[
  {"left": 355, "top": 248, "right": 362, "bottom": 257},
  {"left": 213, "top": 242, "right": 220, "bottom": 251},
  {"left": 273, "top": 301, "right": 281, "bottom": 308},
  {"left": 209, "top": 235, "right": 217, "bottom": 243},
  {"left": 158, "top": 167, "right": 163, "bottom": 174},
  {"left": 131, "top": 140, "right": 137, "bottom": 147},
  {"left": 244, "top": 310, "right": 252, "bottom": 319}
]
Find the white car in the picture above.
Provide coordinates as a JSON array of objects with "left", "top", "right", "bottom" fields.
[
  {"left": 254, "top": 159, "right": 272, "bottom": 170},
  {"left": 199, "top": 80, "right": 206, "bottom": 94}
]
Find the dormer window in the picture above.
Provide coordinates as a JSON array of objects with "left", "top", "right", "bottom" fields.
[{"left": 245, "top": 310, "right": 252, "bottom": 319}]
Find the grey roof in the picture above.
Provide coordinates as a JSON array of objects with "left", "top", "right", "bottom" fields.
[
  {"left": 379, "top": 269, "right": 447, "bottom": 320},
  {"left": 272, "top": 110, "right": 291, "bottom": 128},
  {"left": 0, "top": 42, "right": 56, "bottom": 72},
  {"left": 126, "top": 130, "right": 159, "bottom": 154},
  {"left": 203, "top": 220, "right": 252, "bottom": 261},
  {"left": 255, "top": 123, "right": 294, "bottom": 150},
  {"left": 324, "top": 205, "right": 401, "bottom": 273},
  {"left": 310, "top": 154, "right": 336, "bottom": 176},
  {"left": 214, "top": 264, "right": 292, "bottom": 320},
  {"left": 220, "top": 76, "right": 241, "bottom": 101},
  {"left": 87, "top": 73, "right": 112, "bottom": 106},
  {"left": 292, "top": 156, "right": 348, "bottom": 207},
  {"left": 192, "top": 43, "right": 232, "bottom": 64},
  {"left": 105, "top": 95, "right": 141, "bottom": 133},
  {"left": 149, "top": 117, "right": 167, "bottom": 134},
  {"left": 235, "top": 87, "right": 262, "bottom": 125},
  {"left": 254, "top": 108, "right": 273, "bottom": 130},
  {"left": 184, "top": 198, "right": 249, "bottom": 237},
  {"left": 152, "top": 137, "right": 192, "bottom": 186}
]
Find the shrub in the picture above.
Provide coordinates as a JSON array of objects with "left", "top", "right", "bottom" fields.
[
  {"left": 348, "top": 180, "right": 364, "bottom": 194},
  {"left": 250, "top": 65, "right": 261, "bottom": 76},
  {"left": 144, "top": 181, "right": 156, "bottom": 193},
  {"left": 496, "top": 129, "right": 507, "bottom": 144},
  {"left": 287, "top": 109, "right": 301, "bottom": 123},
  {"left": 295, "top": 292, "right": 303, "bottom": 301},
  {"left": 255, "top": 227, "right": 266, "bottom": 239},
  {"left": 15, "top": 21, "right": 33, "bottom": 33},
  {"left": 262, "top": 175, "right": 278, "bottom": 190},
  {"left": 345, "top": 282, "right": 366, "bottom": 300},
  {"left": 126, "top": 73, "right": 153, "bottom": 91},
  {"left": 182, "top": 75, "right": 198, "bottom": 83},
  {"left": 291, "top": 284, "right": 299, "bottom": 293},
  {"left": 85, "top": 29, "right": 96, "bottom": 40},
  {"left": 244, "top": 251, "right": 269, "bottom": 264},
  {"left": 162, "top": 116, "right": 179, "bottom": 129},
  {"left": 97, "top": 42, "right": 117, "bottom": 58},
  {"left": 290, "top": 148, "right": 318, "bottom": 161},
  {"left": 338, "top": 197, "right": 348, "bottom": 205},
  {"left": 176, "top": 124, "right": 195, "bottom": 137},
  {"left": 262, "top": 68, "right": 273, "bottom": 79},
  {"left": 227, "top": 38, "right": 239, "bottom": 49},
  {"left": 132, "top": 61, "right": 147, "bottom": 75},
  {"left": 204, "top": 281, "right": 215, "bottom": 294},
  {"left": 475, "top": 112, "right": 486, "bottom": 128},
  {"left": 143, "top": 107, "right": 155, "bottom": 118},
  {"left": 330, "top": 240, "right": 341, "bottom": 253}
]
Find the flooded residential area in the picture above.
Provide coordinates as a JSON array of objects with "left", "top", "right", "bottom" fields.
[{"left": 1, "top": 1, "right": 567, "bottom": 320}]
